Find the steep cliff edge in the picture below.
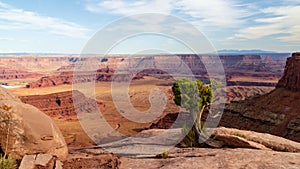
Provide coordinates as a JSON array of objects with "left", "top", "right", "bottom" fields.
[
  {"left": 26, "top": 54, "right": 286, "bottom": 88},
  {"left": 19, "top": 90, "right": 100, "bottom": 118},
  {"left": 151, "top": 53, "right": 300, "bottom": 142},
  {"left": 277, "top": 52, "right": 300, "bottom": 91},
  {"left": 222, "top": 52, "right": 300, "bottom": 142}
]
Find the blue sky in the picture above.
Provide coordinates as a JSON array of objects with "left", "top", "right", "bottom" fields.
[{"left": 0, "top": 0, "right": 299, "bottom": 53}]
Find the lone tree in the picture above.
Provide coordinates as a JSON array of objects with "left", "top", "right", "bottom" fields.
[{"left": 172, "top": 78, "right": 213, "bottom": 147}]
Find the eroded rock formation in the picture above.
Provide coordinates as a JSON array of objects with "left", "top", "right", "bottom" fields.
[
  {"left": 26, "top": 67, "right": 144, "bottom": 88},
  {"left": 19, "top": 90, "right": 100, "bottom": 118},
  {"left": 277, "top": 52, "right": 300, "bottom": 91},
  {"left": 0, "top": 87, "right": 68, "bottom": 160},
  {"left": 151, "top": 53, "right": 300, "bottom": 142},
  {"left": 0, "top": 67, "right": 40, "bottom": 79},
  {"left": 26, "top": 54, "right": 287, "bottom": 88},
  {"left": 222, "top": 53, "right": 300, "bottom": 142}
]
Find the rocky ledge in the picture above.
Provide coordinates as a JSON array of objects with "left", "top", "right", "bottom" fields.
[
  {"left": 222, "top": 52, "right": 300, "bottom": 142},
  {"left": 277, "top": 52, "right": 300, "bottom": 91},
  {"left": 71, "top": 127, "right": 300, "bottom": 169}
]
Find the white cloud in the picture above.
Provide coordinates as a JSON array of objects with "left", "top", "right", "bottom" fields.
[
  {"left": 0, "top": 37, "right": 14, "bottom": 41},
  {"left": 85, "top": 0, "right": 251, "bottom": 28},
  {"left": 175, "top": 0, "right": 250, "bottom": 27},
  {"left": 0, "top": 2, "right": 90, "bottom": 38},
  {"left": 86, "top": 0, "right": 174, "bottom": 15},
  {"left": 233, "top": 5, "right": 300, "bottom": 42}
]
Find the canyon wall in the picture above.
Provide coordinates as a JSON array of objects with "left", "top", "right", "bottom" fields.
[
  {"left": 25, "top": 54, "right": 286, "bottom": 88},
  {"left": 0, "top": 67, "right": 40, "bottom": 79},
  {"left": 151, "top": 53, "right": 300, "bottom": 142},
  {"left": 19, "top": 90, "right": 100, "bottom": 118},
  {"left": 220, "top": 53, "right": 300, "bottom": 142},
  {"left": 277, "top": 53, "right": 300, "bottom": 91}
]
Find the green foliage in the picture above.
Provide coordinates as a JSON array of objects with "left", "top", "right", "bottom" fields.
[
  {"left": 0, "top": 155, "right": 17, "bottom": 169},
  {"left": 233, "top": 132, "right": 248, "bottom": 139},
  {"left": 161, "top": 151, "right": 169, "bottom": 159},
  {"left": 209, "top": 78, "right": 224, "bottom": 89},
  {"left": 156, "top": 150, "right": 169, "bottom": 159},
  {"left": 0, "top": 104, "right": 13, "bottom": 156},
  {"left": 172, "top": 78, "right": 212, "bottom": 112},
  {"left": 0, "top": 105, "right": 18, "bottom": 169},
  {"left": 172, "top": 78, "right": 213, "bottom": 147}
]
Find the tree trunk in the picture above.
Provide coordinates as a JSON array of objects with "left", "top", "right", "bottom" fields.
[{"left": 192, "top": 104, "right": 224, "bottom": 148}]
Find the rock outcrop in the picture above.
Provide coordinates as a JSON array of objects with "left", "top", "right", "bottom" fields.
[
  {"left": 222, "top": 52, "right": 300, "bottom": 142},
  {"left": 26, "top": 67, "right": 144, "bottom": 88},
  {"left": 211, "top": 127, "right": 300, "bottom": 152},
  {"left": 56, "top": 127, "right": 300, "bottom": 169},
  {"left": 19, "top": 90, "right": 99, "bottom": 118},
  {"left": 0, "top": 67, "right": 40, "bottom": 79},
  {"left": 120, "top": 147, "right": 300, "bottom": 169},
  {"left": 26, "top": 54, "right": 287, "bottom": 88},
  {"left": 0, "top": 87, "right": 68, "bottom": 160},
  {"left": 93, "top": 127, "right": 300, "bottom": 160},
  {"left": 0, "top": 56, "right": 74, "bottom": 74},
  {"left": 19, "top": 154, "right": 63, "bottom": 169},
  {"left": 63, "top": 149, "right": 120, "bottom": 169},
  {"left": 151, "top": 53, "right": 300, "bottom": 142},
  {"left": 225, "top": 86, "right": 274, "bottom": 102},
  {"left": 277, "top": 52, "right": 300, "bottom": 91}
]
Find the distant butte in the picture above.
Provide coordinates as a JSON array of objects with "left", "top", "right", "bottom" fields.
[
  {"left": 277, "top": 52, "right": 300, "bottom": 91},
  {"left": 152, "top": 53, "right": 300, "bottom": 142}
]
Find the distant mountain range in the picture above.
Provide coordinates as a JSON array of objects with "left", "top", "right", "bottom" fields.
[
  {"left": 217, "top": 49, "right": 282, "bottom": 54},
  {"left": 0, "top": 50, "right": 292, "bottom": 56}
]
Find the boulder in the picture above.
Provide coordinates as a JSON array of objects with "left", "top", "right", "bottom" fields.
[
  {"left": 212, "top": 127, "right": 300, "bottom": 152},
  {"left": 0, "top": 87, "right": 68, "bottom": 160},
  {"left": 19, "top": 154, "right": 63, "bottom": 169}
]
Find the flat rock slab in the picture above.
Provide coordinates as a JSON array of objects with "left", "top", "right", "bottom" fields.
[
  {"left": 120, "top": 148, "right": 300, "bottom": 169},
  {"left": 19, "top": 155, "right": 36, "bottom": 169},
  {"left": 93, "top": 127, "right": 300, "bottom": 157},
  {"left": 35, "top": 154, "right": 54, "bottom": 168},
  {"left": 19, "top": 154, "right": 62, "bottom": 169},
  {"left": 95, "top": 128, "right": 184, "bottom": 157},
  {"left": 213, "top": 127, "right": 300, "bottom": 152},
  {"left": 63, "top": 148, "right": 120, "bottom": 169}
]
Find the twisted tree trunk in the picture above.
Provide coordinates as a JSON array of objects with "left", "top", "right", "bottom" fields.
[{"left": 191, "top": 104, "right": 224, "bottom": 148}]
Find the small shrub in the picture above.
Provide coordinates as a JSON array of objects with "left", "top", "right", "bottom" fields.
[
  {"left": 233, "top": 132, "right": 247, "bottom": 139},
  {"left": 161, "top": 151, "right": 169, "bottom": 159},
  {"left": 0, "top": 154, "right": 17, "bottom": 169},
  {"left": 156, "top": 150, "right": 169, "bottom": 159},
  {"left": 0, "top": 104, "right": 17, "bottom": 169}
]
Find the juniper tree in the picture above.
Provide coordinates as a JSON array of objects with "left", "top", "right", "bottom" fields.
[{"left": 172, "top": 78, "right": 213, "bottom": 147}]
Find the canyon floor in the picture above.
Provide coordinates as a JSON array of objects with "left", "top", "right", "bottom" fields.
[{"left": 6, "top": 76, "right": 275, "bottom": 147}]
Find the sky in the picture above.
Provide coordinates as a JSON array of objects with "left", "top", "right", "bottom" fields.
[{"left": 0, "top": 0, "right": 299, "bottom": 54}]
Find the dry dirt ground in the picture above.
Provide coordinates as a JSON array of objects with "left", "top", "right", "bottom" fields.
[
  {"left": 8, "top": 76, "right": 278, "bottom": 147},
  {"left": 8, "top": 77, "right": 179, "bottom": 147},
  {"left": 6, "top": 77, "right": 287, "bottom": 168}
]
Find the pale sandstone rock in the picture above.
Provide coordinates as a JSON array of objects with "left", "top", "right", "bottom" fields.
[
  {"left": 0, "top": 87, "right": 68, "bottom": 160},
  {"left": 35, "top": 154, "right": 55, "bottom": 169}
]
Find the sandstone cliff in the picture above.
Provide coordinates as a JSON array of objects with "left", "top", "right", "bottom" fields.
[
  {"left": 151, "top": 53, "right": 300, "bottom": 142},
  {"left": 26, "top": 67, "right": 144, "bottom": 88},
  {"left": 0, "top": 87, "right": 68, "bottom": 160},
  {"left": 277, "top": 52, "right": 300, "bottom": 91},
  {"left": 19, "top": 90, "right": 100, "bottom": 118},
  {"left": 26, "top": 54, "right": 286, "bottom": 88},
  {"left": 223, "top": 52, "right": 300, "bottom": 142},
  {"left": 0, "top": 67, "right": 40, "bottom": 80}
]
